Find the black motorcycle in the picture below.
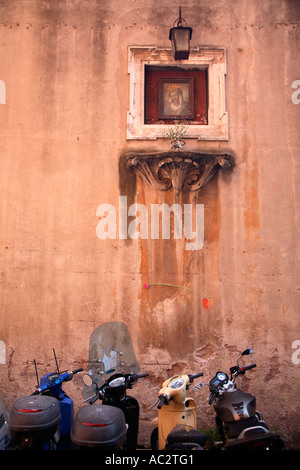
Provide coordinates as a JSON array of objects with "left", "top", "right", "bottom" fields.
[
  {"left": 194, "top": 348, "right": 285, "bottom": 450},
  {"left": 71, "top": 372, "right": 148, "bottom": 450}
]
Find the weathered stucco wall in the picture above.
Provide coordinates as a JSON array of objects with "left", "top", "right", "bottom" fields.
[{"left": 0, "top": 0, "right": 299, "bottom": 448}]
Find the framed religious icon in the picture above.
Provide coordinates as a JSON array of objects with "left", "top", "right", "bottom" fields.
[
  {"left": 128, "top": 46, "right": 227, "bottom": 139},
  {"left": 158, "top": 78, "right": 195, "bottom": 120}
]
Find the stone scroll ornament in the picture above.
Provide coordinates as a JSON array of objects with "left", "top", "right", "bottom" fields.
[{"left": 127, "top": 151, "right": 231, "bottom": 192}]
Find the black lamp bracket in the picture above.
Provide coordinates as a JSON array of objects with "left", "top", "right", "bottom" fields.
[{"left": 173, "top": 6, "right": 188, "bottom": 27}]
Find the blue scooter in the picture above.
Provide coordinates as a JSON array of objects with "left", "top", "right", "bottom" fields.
[
  {"left": 34, "top": 350, "right": 83, "bottom": 449},
  {"left": 8, "top": 350, "right": 82, "bottom": 450}
]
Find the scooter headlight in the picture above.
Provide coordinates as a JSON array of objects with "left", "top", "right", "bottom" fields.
[
  {"left": 108, "top": 377, "right": 126, "bottom": 388},
  {"left": 170, "top": 378, "right": 185, "bottom": 389}
]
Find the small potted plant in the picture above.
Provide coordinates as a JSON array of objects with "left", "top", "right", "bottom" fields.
[{"left": 165, "top": 123, "right": 187, "bottom": 150}]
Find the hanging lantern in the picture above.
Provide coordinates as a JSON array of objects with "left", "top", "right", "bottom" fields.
[{"left": 169, "top": 6, "right": 193, "bottom": 60}]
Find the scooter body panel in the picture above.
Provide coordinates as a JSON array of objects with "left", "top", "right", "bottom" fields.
[
  {"left": 58, "top": 396, "right": 74, "bottom": 435},
  {"left": 55, "top": 395, "right": 74, "bottom": 449},
  {"left": 40, "top": 372, "right": 74, "bottom": 449},
  {"left": 120, "top": 395, "right": 140, "bottom": 450},
  {"left": 158, "top": 398, "right": 197, "bottom": 450},
  {"left": 103, "top": 394, "right": 140, "bottom": 450},
  {"left": 214, "top": 389, "right": 256, "bottom": 422}
]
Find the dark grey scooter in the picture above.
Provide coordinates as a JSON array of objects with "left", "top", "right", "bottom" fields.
[{"left": 195, "top": 348, "right": 285, "bottom": 450}]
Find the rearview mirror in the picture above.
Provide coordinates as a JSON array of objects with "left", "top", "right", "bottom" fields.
[
  {"left": 242, "top": 348, "right": 253, "bottom": 356},
  {"left": 83, "top": 374, "right": 93, "bottom": 387}
]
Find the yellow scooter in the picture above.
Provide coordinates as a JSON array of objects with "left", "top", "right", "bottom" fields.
[{"left": 150, "top": 372, "right": 207, "bottom": 450}]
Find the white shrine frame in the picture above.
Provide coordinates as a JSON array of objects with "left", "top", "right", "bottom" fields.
[{"left": 127, "top": 46, "right": 228, "bottom": 141}]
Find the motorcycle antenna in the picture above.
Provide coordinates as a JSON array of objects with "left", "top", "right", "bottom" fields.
[
  {"left": 34, "top": 359, "right": 40, "bottom": 387},
  {"left": 53, "top": 348, "right": 60, "bottom": 374}
]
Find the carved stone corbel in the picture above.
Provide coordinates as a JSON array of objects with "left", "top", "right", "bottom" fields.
[{"left": 126, "top": 151, "right": 231, "bottom": 192}]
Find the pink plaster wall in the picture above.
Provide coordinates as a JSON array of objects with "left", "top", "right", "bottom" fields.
[{"left": 0, "top": 0, "right": 299, "bottom": 448}]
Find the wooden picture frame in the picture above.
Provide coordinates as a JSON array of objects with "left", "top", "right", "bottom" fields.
[{"left": 158, "top": 77, "right": 195, "bottom": 120}]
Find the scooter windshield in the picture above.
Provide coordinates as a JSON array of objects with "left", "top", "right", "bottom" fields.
[{"left": 82, "top": 321, "right": 141, "bottom": 400}]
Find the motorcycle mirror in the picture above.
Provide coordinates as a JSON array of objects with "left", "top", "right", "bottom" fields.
[
  {"left": 242, "top": 348, "right": 253, "bottom": 356},
  {"left": 83, "top": 374, "right": 93, "bottom": 387}
]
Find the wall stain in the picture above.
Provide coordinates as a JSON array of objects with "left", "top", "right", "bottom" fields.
[
  {"left": 244, "top": 159, "right": 260, "bottom": 239},
  {"left": 135, "top": 176, "right": 222, "bottom": 357}
]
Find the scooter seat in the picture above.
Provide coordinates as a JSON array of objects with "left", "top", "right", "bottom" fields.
[{"left": 166, "top": 424, "right": 207, "bottom": 449}]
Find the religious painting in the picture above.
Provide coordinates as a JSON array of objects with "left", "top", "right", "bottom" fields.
[{"left": 158, "top": 78, "right": 194, "bottom": 120}]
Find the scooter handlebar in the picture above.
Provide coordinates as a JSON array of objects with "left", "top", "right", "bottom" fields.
[
  {"left": 157, "top": 395, "right": 167, "bottom": 409},
  {"left": 71, "top": 368, "right": 84, "bottom": 375},
  {"left": 88, "top": 394, "right": 100, "bottom": 404},
  {"left": 129, "top": 373, "right": 149, "bottom": 381},
  {"left": 239, "top": 363, "right": 256, "bottom": 373},
  {"left": 33, "top": 368, "right": 83, "bottom": 394},
  {"left": 126, "top": 372, "right": 149, "bottom": 387},
  {"left": 188, "top": 372, "right": 203, "bottom": 381}
]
